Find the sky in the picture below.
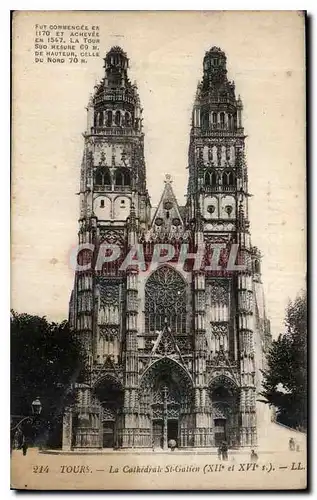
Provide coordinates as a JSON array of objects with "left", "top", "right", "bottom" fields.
[{"left": 11, "top": 11, "right": 306, "bottom": 338}]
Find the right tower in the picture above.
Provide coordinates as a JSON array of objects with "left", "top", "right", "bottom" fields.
[{"left": 187, "top": 46, "right": 271, "bottom": 447}]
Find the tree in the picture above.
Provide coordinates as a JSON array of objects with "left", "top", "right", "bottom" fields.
[
  {"left": 11, "top": 311, "right": 89, "bottom": 447},
  {"left": 260, "top": 291, "right": 307, "bottom": 430}
]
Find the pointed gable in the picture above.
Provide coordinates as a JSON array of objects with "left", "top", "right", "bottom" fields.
[
  {"left": 151, "top": 319, "right": 185, "bottom": 366},
  {"left": 151, "top": 174, "right": 183, "bottom": 227},
  {"left": 146, "top": 174, "right": 190, "bottom": 242}
]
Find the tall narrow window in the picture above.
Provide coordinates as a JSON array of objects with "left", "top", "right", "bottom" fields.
[
  {"left": 106, "top": 110, "right": 112, "bottom": 127},
  {"left": 201, "top": 111, "right": 209, "bottom": 130},
  {"left": 124, "top": 112, "right": 131, "bottom": 127},
  {"left": 228, "top": 114, "right": 232, "bottom": 130},
  {"left": 222, "top": 170, "right": 235, "bottom": 187},
  {"left": 220, "top": 112, "right": 225, "bottom": 128},
  {"left": 98, "top": 111, "right": 104, "bottom": 127},
  {"left": 211, "top": 172, "right": 217, "bottom": 186},
  {"left": 204, "top": 171, "right": 212, "bottom": 186},
  {"left": 115, "top": 111, "right": 121, "bottom": 126}
]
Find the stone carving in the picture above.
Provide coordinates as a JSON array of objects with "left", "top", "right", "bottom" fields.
[
  {"left": 97, "top": 278, "right": 120, "bottom": 306},
  {"left": 212, "top": 401, "right": 234, "bottom": 418},
  {"left": 102, "top": 407, "right": 115, "bottom": 421},
  {"left": 211, "top": 324, "right": 228, "bottom": 336},
  {"left": 99, "top": 229, "right": 125, "bottom": 245},
  {"left": 99, "top": 325, "right": 119, "bottom": 339},
  {"left": 208, "top": 279, "right": 230, "bottom": 305},
  {"left": 209, "top": 374, "right": 238, "bottom": 392}
]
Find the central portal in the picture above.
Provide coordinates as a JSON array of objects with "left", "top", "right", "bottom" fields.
[
  {"left": 167, "top": 419, "right": 178, "bottom": 442},
  {"left": 140, "top": 357, "right": 193, "bottom": 449},
  {"left": 151, "top": 383, "right": 181, "bottom": 449},
  {"left": 152, "top": 418, "right": 179, "bottom": 449}
]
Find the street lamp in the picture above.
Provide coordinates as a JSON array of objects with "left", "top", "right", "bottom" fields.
[
  {"left": 11, "top": 397, "right": 43, "bottom": 430},
  {"left": 11, "top": 397, "right": 43, "bottom": 451},
  {"left": 31, "top": 397, "right": 42, "bottom": 416}
]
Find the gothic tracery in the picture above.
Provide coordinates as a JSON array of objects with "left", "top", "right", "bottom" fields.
[{"left": 145, "top": 266, "right": 187, "bottom": 335}]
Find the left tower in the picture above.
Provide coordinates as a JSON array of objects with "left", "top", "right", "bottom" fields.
[{"left": 65, "top": 47, "right": 150, "bottom": 450}]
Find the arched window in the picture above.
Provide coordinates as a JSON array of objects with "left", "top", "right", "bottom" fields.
[
  {"left": 211, "top": 172, "right": 217, "bottom": 186},
  {"left": 212, "top": 112, "right": 217, "bottom": 124},
  {"left": 204, "top": 171, "right": 212, "bottom": 186},
  {"left": 228, "top": 114, "right": 232, "bottom": 130},
  {"left": 124, "top": 112, "right": 131, "bottom": 127},
  {"left": 204, "top": 171, "right": 217, "bottom": 187},
  {"left": 115, "top": 110, "right": 121, "bottom": 126},
  {"left": 98, "top": 111, "right": 104, "bottom": 127},
  {"left": 220, "top": 112, "right": 225, "bottom": 128},
  {"left": 95, "top": 167, "right": 111, "bottom": 186},
  {"left": 106, "top": 110, "right": 112, "bottom": 127},
  {"left": 201, "top": 111, "right": 209, "bottom": 130},
  {"left": 222, "top": 170, "right": 235, "bottom": 187},
  {"left": 115, "top": 168, "right": 131, "bottom": 186},
  {"left": 145, "top": 266, "right": 187, "bottom": 334},
  {"left": 254, "top": 260, "right": 260, "bottom": 274}
]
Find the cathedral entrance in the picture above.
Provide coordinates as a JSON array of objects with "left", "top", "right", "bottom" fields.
[
  {"left": 152, "top": 418, "right": 179, "bottom": 449},
  {"left": 140, "top": 358, "right": 193, "bottom": 449},
  {"left": 93, "top": 375, "right": 123, "bottom": 449},
  {"left": 152, "top": 420, "right": 163, "bottom": 448},
  {"left": 102, "top": 421, "right": 115, "bottom": 448},
  {"left": 151, "top": 384, "right": 180, "bottom": 449},
  {"left": 209, "top": 376, "right": 239, "bottom": 448},
  {"left": 214, "top": 418, "right": 227, "bottom": 446},
  {"left": 168, "top": 420, "right": 179, "bottom": 442}
]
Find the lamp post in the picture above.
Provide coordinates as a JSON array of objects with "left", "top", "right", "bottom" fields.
[{"left": 11, "top": 397, "right": 43, "bottom": 452}]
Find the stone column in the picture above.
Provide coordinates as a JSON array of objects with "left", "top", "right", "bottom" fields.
[
  {"left": 237, "top": 220, "right": 257, "bottom": 447},
  {"left": 62, "top": 410, "right": 73, "bottom": 451},
  {"left": 193, "top": 269, "right": 212, "bottom": 447},
  {"left": 122, "top": 269, "right": 140, "bottom": 448}
]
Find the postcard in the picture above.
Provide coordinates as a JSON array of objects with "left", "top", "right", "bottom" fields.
[{"left": 11, "top": 10, "right": 307, "bottom": 490}]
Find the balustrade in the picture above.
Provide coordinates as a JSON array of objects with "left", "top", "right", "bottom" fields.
[{"left": 91, "top": 126, "right": 139, "bottom": 136}]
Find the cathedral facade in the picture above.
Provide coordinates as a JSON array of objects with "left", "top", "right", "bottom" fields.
[{"left": 64, "top": 46, "right": 271, "bottom": 450}]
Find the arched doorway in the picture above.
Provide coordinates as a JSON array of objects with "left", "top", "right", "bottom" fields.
[
  {"left": 209, "top": 376, "right": 239, "bottom": 448},
  {"left": 140, "top": 358, "right": 193, "bottom": 449},
  {"left": 93, "top": 376, "right": 124, "bottom": 448}
]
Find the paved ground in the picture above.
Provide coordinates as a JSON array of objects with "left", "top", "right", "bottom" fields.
[
  {"left": 11, "top": 420, "right": 307, "bottom": 490},
  {"left": 11, "top": 446, "right": 307, "bottom": 491}
]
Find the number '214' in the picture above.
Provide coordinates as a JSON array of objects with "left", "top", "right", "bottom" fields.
[{"left": 32, "top": 465, "right": 49, "bottom": 473}]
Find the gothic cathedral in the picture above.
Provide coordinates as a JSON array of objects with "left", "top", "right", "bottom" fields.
[{"left": 65, "top": 46, "right": 271, "bottom": 450}]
